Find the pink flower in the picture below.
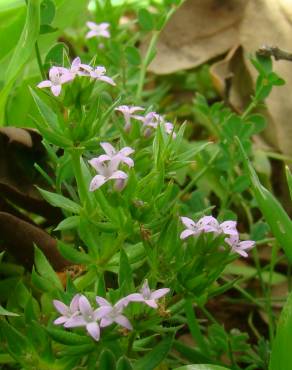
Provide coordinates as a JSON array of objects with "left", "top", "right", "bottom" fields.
[
  {"left": 53, "top": 294, "right": 80, "bottom": 325},
  {"left": 57, "top": 57, "right": 92, "bottom": 79},
  {"left": 126, "top": 280, "right": 170, "bottom": 309},
  {"left": 88, "top": 143, "right": 134, "bottom": 191},
  {"left": 86, "top": 21, "right": 110, "bottom": 39},
  {"left": 180, "top": 216, "right": 238, "bottom": 240},
  {"left": 180, "top": 216, "right": 205, "bottom": 239},
  {"left": 95, "top": 296, "right": 132, "bottom": 330},
  {"left": 225, "top": 235, "right": 255, "bottom": 258},
  {"left": 89, "top": 66, "right": 116, "bottom": 86},
  {"left": 64, "top": 295, "right": 109, "bottom": 341},
  {"left": 115, "top": 105, "right": 144, "bottom": 131},
  {"left": 134, "top": 111, "right": 176, "bottom": 137},
  {"left": 37, "top": 66, "right": 73, "bottom": 96}
]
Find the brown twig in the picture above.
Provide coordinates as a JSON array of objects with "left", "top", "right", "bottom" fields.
[{"left": 257, "top": 45, "right": 292, "bottom": 62}]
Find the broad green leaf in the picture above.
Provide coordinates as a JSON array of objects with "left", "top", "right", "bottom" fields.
[
  {"left": 0, "top": 319, "right": 30, "bottom": 358},
  {"left": 237, "top": 137, "right": 292, "bottom": 262},
  {"left": 34, "top": 246, "right": 63, "bottom": 290},
  {"left": 270, "top": 291, "right": 292, "bottom": 370},
  {"left": 37, "top": 188, "right": 81, "bottom": 214},
  {"left": 175, "top": 366, "right": 230, "bottom": 370},
  {"left": 58, "top": 241, "right": 92, "bottom": 264},
  {"left": 0, "top": 306, "right": 19, "bottom": 316},
  {"left": 44, "top": 42, "right": 68, "bottom": 68},
  {"left": 134, "top": 335, "right": 174, "bottom": 370},
  {"left": 138, "top": 8, "right": 154, "bottom": 31},
  {"left": 40, "top": 0, "right": 55, "bottom": 25},
  {"left": 0, "top": 0, "right": 40, "bottom": 124}
]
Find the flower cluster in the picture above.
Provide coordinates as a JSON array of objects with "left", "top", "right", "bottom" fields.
[
  {"left": 88, "top": 142, "right": 134, "bottom": 191},
  {"left": 180, "top": 215, "right": 255, "bottom": 257},
  {"left": 37, "top": 57, "right": 115, "bottom": 96},
  {"left": 115, "top": 106, "right": 176, "bottom": 137},
  {"left": 53, "top": 280, "right": 169, "bottom": 341}
]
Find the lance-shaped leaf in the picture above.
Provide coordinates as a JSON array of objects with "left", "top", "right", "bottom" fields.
[{"left": 236, "top": 137, "right": 292, "bottom": 262}]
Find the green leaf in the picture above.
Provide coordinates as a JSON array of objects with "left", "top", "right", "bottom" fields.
[
  {"left": 138, "top": 8, "right": 154, "bottom": 31},
  {"left": 285, "top": 165, "right": 292, "bottom": 200},
  {"left": 58, "top": 240, "right": 92, "bottom": 264},
  {"left": 37, "top": 187, "right": 81, "bottom": 214},
  {"left": 98, "top": 349, "right": 116, "bottom": 370},
  {"left": 55, "top": 216, "right": 80, "bottom": 231},
  {"left": 118, "top": 248, "right": 134, "bottom": 294},
  {"left": 125, "top": 46, "right": 141, "bottom": 66},
  {"left": 134, "top": 335, "right": 174, "bottom": 370},
  {"left": 116, "top": 356, "right": 134, "bottom": 370},
  {"left": 30, "top": 88, "right": 60, "bottom": 129},
  {"left": 270, "top": 290, "right": 292, "bottom": 370},
  {"left": 40, "top": 0, "right": 55, "bottom": 25},
  {"left": 0, "top": 306, "right": 19, "bottom": 316},
  {"left": 0, "top": 319, "right": 30, "bottom": 358},
  {"left": 175, "top": 366, "right": 230, "bottom": 370},
  {"left": 34, "top": 246, "right": 63, "bottom": 290},
  {"left": 0, "top": 0, "right": 40, "bottom": 124},
  {"left": 44, "top": 42, "right": 68, "bottom": 68},
  {"left": 47, "top": 327, "right": 91, "bottom": 345},
  {"left": 236, "top": 137, "right": 292, "bottom": 262}
]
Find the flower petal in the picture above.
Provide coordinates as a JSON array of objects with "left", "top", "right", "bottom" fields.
[
  {"left": 86, "top": 322, "right": 100, "bottom": 341},
  {"left": 78, "top": 295, "right": 92, "bottom": 317},
  {"left": 109, "top": 170, "right": 128, "bottom": 180},
  {"left": 69, "top": 294, "right": 80, "bottom": 313},
  {"left": 151, "top": 288, "right": 170, "bottom": 300},
  {"left": 89, "top": 175, "right": 106, "bottom": 191},
  {"left": 144, "top": 299, "right": 158, "bottom": 309},
  {"left": 115, "top": 315, "right": 132, "bottom": 330},
  {"left": 51, "top": 84, "right": 61, "bottom": 96},
  {"left": 64, "top": 316, "right": 87, "bottom": 328},
  {"left": 98, "top": 75, "right": 116, "bottom": 86},
  {"left": 100, "top": 142, "right": 116, "bottom": 156},
  {"left": 37, "top": 80, "right": 52, "bottom": 88},
  {"left": 96, "top": 296, "right": 111, "bottom": 307},
  {"left": 123, "top": 293, "right": 144, "bottom": 304},
  {"left": 54, "top": 316, "right": 68, "bottom": 325},
  {"left": 180, "top": 229, "right": 196, "bottom": 240},
  {"left": 95, "top": 306, "right": 112, "bottom": 320},
  {"left": 180, "top": 216, "right": 196, "bottom": 230},
  {"left": 100, "top": 317, "right": 113, "bottom": 328},
  {"left": 53, "top": 300, "right": 68, "bottom": 315},
  {"left": 119, "top": 146, "right": 134, "bottom": 156}
]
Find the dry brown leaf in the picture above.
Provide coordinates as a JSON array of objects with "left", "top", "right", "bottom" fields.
[
  {"left": 147, "top": 0, "right": 292, "bottom": 155},
  {"left": 147, "top": 0, "right": 247, "bottom": 74},
  {"left": 0, "top": 212, "right": 70, "bottom": 271}
]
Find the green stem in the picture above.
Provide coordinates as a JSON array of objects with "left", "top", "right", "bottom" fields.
[
  {"left": 35, "top": 42, "right": 46, "bottom": 79},
  {"left": 71, "top": 150, "right": 91, "bottom": 211},
  {"left": 135, "top": 5, "right": 178, "bottom": 101},
  {"left": 184, "top": 298, "right": 210, "bottom": 357}
]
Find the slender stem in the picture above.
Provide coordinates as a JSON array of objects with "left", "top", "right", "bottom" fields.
[
  {"left": 35, "top": 42, "right": 46, "bottom": 79},
  {"left": 71, "top": 150, "right": 91, "bottom": 211},
  {"left": 135, "top": 5, "right": 178, "bottom": 101},
  {"left": 184, "top": 298, "right": 210, "bottom": 357}
]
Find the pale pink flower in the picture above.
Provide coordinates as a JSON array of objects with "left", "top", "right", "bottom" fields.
[
  {"left": 134, "top": 111, "right": 176, "bottom": 137},
  {"left": 53, "top": 294, "right": 80, "bottom": 325},
  {"left": 126, "top": 280, "right": 170, "bottom": 309},
  {"left": 57, "top": 57, "right": 92, "bottom": 79},
  {"left": 225, "top": 235, "right": 255, "bottom": 258},
  {"left": 86, "top": 21, "right": 110, "bottom": 39},
  {"left": 64, "top": 295, "right": 110, "bottom": 341},
  {"left": 37, "top": 66, "right": 73, "bottom": 96},
  {"left": 88, "top": 143, "right": 134, "bottom": 191},
  {"left": 115, "top": 105, "right": 145, "bottom": 131},
  {"left": 95, "top": 296, "right": 132, "bottom": 330}
]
